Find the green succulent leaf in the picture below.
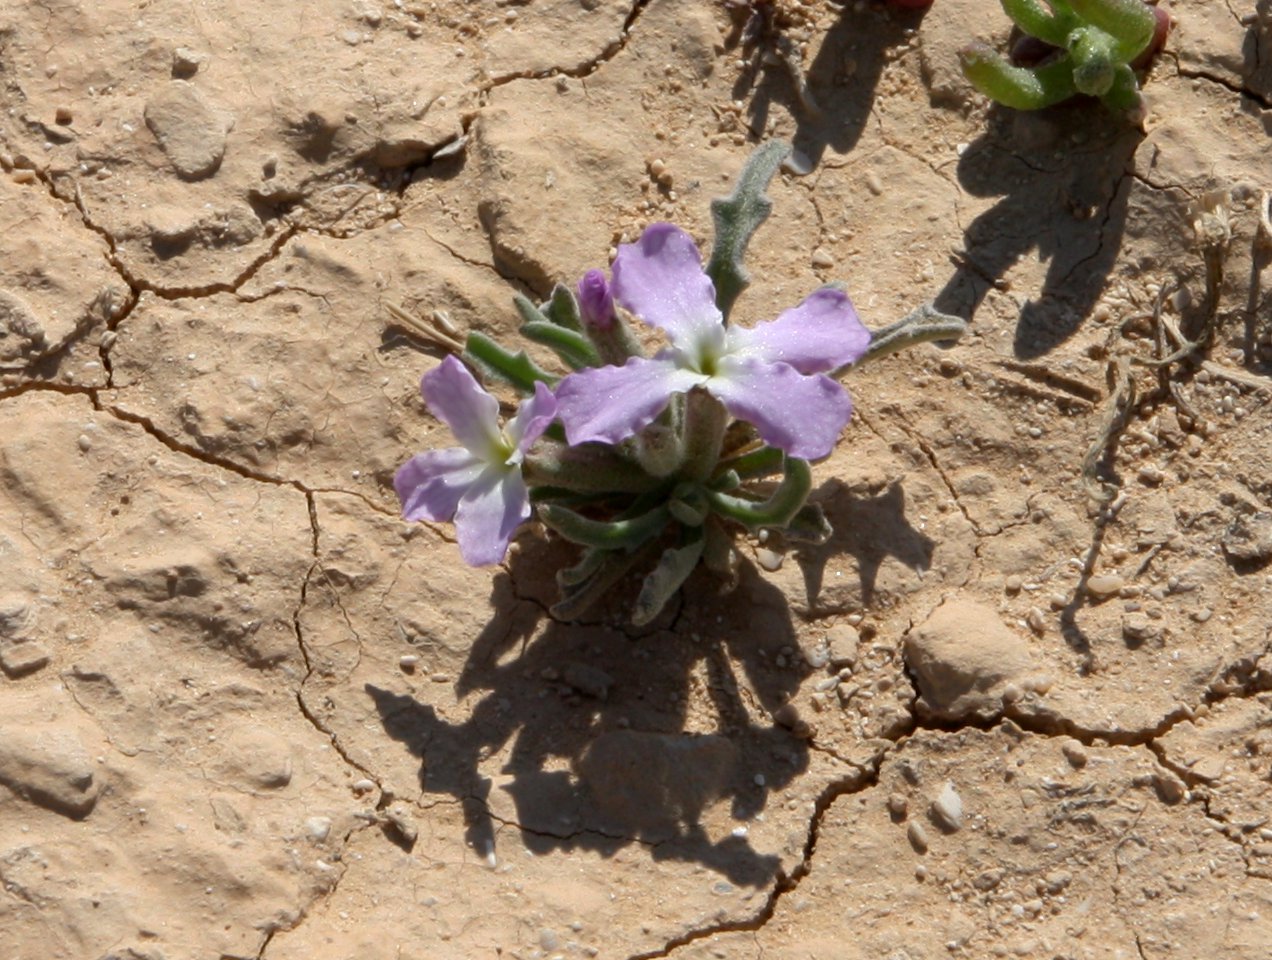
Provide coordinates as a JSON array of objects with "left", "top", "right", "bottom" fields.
[
  {"left": 1001, "top": 0, "right": 1080, "bottom": 45},
  {"left": 1066, "top": 0, "right": 1155, "bottom": 59},
  {"left": 959, "top": 42, "right": 1079, "bottom": 111}
]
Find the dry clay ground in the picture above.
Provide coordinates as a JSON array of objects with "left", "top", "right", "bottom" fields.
[{"left": 1, "top": 0, "right": 1271, "bottom": 958}]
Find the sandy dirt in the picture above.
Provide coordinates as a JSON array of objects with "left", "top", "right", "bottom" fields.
[{"left": 1, "top": 0, "right": 1271, "bottom": 957}]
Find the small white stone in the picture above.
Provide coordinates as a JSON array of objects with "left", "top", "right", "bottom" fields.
[{"left": 931, "top": 781, "right": 963, "bottom": 832}]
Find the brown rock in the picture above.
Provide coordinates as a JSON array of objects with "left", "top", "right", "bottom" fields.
[
  {"left": 905, "top": 599, "right": 1035, "bottom": 722},
  {"left": 144, "top": 81, "right": 232, "bottom": 179}
]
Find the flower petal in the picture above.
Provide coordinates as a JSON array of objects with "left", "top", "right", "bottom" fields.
[
  {"left": 395, "top": 447, "right": 485, "bottom": 523},
  {"left": 726, "top": 287, "right": 872, "bottom": 375},
  {"left": 710, "top": 358, "right": 852, "bottom": 460},
  {"left": 554, "top": 355, "right": 704, "bottom": 446},
  {"left": 506, "top": 380, "right": 558, "bottom": 458},
  {"left": 453, "top": 465, "right": 531, "bottom": 566},
  {"left": 611, "top": 223, "right": 723, "bottom": 347},
  {"left": 420, "top": 355, "right": 503, "bottom": 461}
]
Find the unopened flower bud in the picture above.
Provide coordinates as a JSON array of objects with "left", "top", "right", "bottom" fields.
[{"left": 577, "top": 269, "right": 615, "bottom": 330}]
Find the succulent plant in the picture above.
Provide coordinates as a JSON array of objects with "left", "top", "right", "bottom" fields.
[{"left": 960, "top": 0, "right": 1169, "bottom": 113}]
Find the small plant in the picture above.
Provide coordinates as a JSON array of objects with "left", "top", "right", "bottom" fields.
[
  {"left": 960, "top": 0, "right": 1169, "bottom": 113},
  {"left": 393, "top": 142, "right": 965, "bottom": 625}
]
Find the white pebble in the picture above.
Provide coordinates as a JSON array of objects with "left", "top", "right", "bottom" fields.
[{"left": 931, "top": 781, "right": 963, "bottom": 832}]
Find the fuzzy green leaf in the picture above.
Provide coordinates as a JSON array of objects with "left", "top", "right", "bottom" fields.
[
  {"left": 523, "top": 442, "right": 662, "bottom": 494},
  {"left": 544, "top": 284, "right": 584, "bottom": 333},
  {"left": 462, "top": 331, "right": 556, "bottom": 393},
  {"left": 520, "top": 320, "right": 601, "bottom": 370},
  {"left": 539, "top": 503, "right": 670, "bottom": 550},
  {"left": 706, "top": 456, "right": 812, "bottom": 530},
  {"left": 706, "top": 140, "right": 791, "bottom": 322},
  {"left": 632, "top": 535, "right": 705, "bottom": 627}
]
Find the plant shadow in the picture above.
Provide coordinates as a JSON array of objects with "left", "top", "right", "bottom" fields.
[
  {"left": 365, "top": 479, "right": 937, "bottom": 885},
  {"left": 730, "top": 3, "right": 923, "bottom": 168},
  {"left": 794, "top": 478, "right": 937, "bottom": 611},
  {"left": 933, "top": 104, "right": 1143, "bottom": 358}
]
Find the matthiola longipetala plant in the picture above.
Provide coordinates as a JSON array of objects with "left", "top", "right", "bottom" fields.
[{"left": 394, "top": 141, "right": 965, "bottom": 625}]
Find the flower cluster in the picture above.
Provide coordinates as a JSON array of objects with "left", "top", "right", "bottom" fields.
[{"left": 393, "top": 143, "right": 964, "bottom": 624}]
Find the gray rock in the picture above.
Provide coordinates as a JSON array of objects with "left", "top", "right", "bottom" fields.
[{"left": 144, "top": 81, "right": 232, "bottom": 179}]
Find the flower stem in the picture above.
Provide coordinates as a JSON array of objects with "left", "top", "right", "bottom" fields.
[{"left": 680, "top": 388, "right": 728, "bottom": 482}]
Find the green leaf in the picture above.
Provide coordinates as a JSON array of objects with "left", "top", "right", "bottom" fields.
[
  {"left": 959, "top": 42, "right": 1079, "bottom": 111},
  {"left": 538, "top": 502, "right": 670, "bottom": 550},
  {"left": 551, "top": 541, "right": 660, "bottom": 621},
  {"left": 1001, "top": 0, "right": 1080, "bottom": 45},
  {"left": 520, "top": 320, "right": 601, "bottom": 370},
  {"left": 701, "top": 518, "right": 739, "bottom": 582},
  {"left": 557, "top": 546, "right": 610, "bottom": 588},
  {"left": 706, "top": 456, "right": 812, "bottom": 530},
  {"left": 854, "top": 303, "right": 967, "bottom": 370},
  {"left": 632, "top": 534, "right": 705, "bottom": 627},
  {"left": 523, "top": 442, "right": 662, "bottom": 494},
  {"left": 544, "top": 284, "right": 584, "bottom": 333},
  {"left": 716, "top": 444, "right": 784, "bottom": 481},
  {"left": 462, "top": 331, "right": 556, "bottom": 393},
  {"left": 668, "top": 483, "right": 710, "bottom": 527},
  {"left": 1066, "top": 0, "right": 1155, "bottom": 59},
  {"left": 706, "top": 140, "right": 791, "bottom": 322}
]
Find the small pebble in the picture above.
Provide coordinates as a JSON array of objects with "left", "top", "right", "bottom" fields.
[
  {"left": 398, "top": 654, "right": 419, "bottom": 672},
  {"left": 1087, "top": 573, "right": 1124, "bottom": 597},
  {"left": 351, "top": 778, "right": 376, "bottom": 794},
  {"left": 931, "top": 781, "right": 963, "bottom": 832},
  {"left": 810, "top": 247, "right": 835, "bottom": 269},
  {"left": 887, "top": 793, "right": 908, "bottom": 818},
  {"left": 907, "top": 820, "right": 930, "bottom": 853},
  {"left": 1004, "top": 574, "right": 1023, "bottom": 595},
  {"left": 755, "top": 546, "right": 783, "bottom": 571},
  {"left": 1061, "top": 740, "right": 1088, "bottom": 768}
]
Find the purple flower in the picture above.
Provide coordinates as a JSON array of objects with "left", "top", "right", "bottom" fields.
[
  {"left": 395, "top": 356, "right": 556, "bottom": 566},
  {"left": 554, "top": 223, "right": 871, "bottom": 460},
  {"left": 577, "top": 268, "right": 615, "bottom": 329}
]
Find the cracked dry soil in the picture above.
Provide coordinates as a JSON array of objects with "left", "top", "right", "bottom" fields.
[{"left": 1, "top": 1, "right": 1271, "bottom": 958}]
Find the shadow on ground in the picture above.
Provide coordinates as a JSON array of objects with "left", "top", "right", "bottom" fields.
[
  {"left": 730, "top": 2, "right": 921, "bottom": 168},
  {"left": 366, "top": 478, "right": 936, "bottom": 884},
  {"left": 934, "top": 105, "right": 1143, "bottom": 358}
]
